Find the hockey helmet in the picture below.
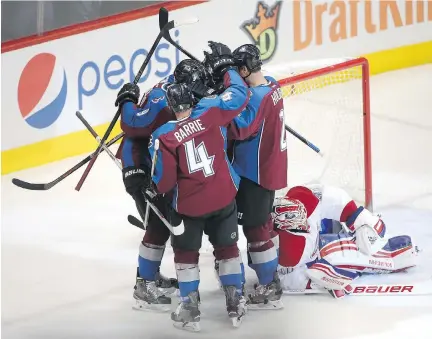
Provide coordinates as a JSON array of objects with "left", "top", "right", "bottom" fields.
[
  {"left": 166, "top": 83, "right": 194, "bottom": 114},
  {"left": 174, "top": 59, "right": 209, "bottom": 85},
  {"left": 233, "top": 44, "right": 263, "bottom": 73}
]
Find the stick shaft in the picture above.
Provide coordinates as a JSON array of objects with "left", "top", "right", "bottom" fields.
[
  {"left": 283, "top": 280, "right": 432, "bottom": 296},
  {"left": 75, "top": 15, "right": 173, "bottom": 191},
  {"left": 76, "top": 111, "right": 122, "bottom": 169},
  {"left": 285, "top": 124, "right": 322, "bottom": 156},
  {"left": 143, "top": 139, "right": 159, "bottom": 228}
]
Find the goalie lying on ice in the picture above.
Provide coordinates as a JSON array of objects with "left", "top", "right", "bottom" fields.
[{"left": 272, "top": 184, "right": 418, "bottom": 298}]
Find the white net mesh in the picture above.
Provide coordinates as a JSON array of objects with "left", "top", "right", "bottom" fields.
[{"left": 264, "top": 58, "right": 370, "bottom": 206}]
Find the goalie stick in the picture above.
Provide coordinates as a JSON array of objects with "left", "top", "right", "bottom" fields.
[
  {"left": 11, "top": 132, "right": 124, "bottom": 191},
  {"left": 75, "top": 9, "right": 199, "bottom": 192},
  {"left": 282, "top": 276, "right": 432, "bottom": 296},
  {"left": 76, "top": 112, "right": 184, "bottom": 236}
]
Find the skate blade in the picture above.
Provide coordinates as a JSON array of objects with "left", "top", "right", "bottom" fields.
[
  {"left": 230, "top": 314, "right": 245, "bottom": 328},
  {"left": 158, "top": 286, "right": 177, "bottom": 295},
  {"left": 132, "top": 299, "right": 171, "bottom": 312},
  {"left": 173, "top": 321, "right": 200, "bottom": 332},
  {"left": 247, "top": 299, "right": 284, "bottom": 310}
]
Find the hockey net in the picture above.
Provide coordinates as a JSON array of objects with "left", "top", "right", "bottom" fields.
[{"left": 264, "top": 57, "right": 372, "bottom": 210}]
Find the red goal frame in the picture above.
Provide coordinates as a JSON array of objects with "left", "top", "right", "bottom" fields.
[{"left": 277, "top": 57, "right": 372, "bottom": 210}]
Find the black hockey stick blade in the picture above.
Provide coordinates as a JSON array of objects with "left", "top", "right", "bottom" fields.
[
  {"left": 159, "top": 7, "right": 169, "bottom": 31},
  {"left": 128, "top": 215, "right": 145, "bottom": 230},
  {"left": 159, "top": 7, "right": 199, "bottom": 61},
  {"left": 11, "top": 132, "right": 124, "bottom": 191},
  {"left": 12, "top": 178, "right": 52, "bottom": 191}
]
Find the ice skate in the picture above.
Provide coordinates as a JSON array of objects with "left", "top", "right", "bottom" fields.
[
  {"left": 155, "top": 270, "right": 178, "bottom": 295},
  {"left": 171, "top": 291, "right": 201, "bottom": 332},
  {"left": 223, "top": 285, "right": 247, "bottom": 328},
  {"left": 132, "top": 279, "right": 172, "bottom": 312},
  {"left": 247, "top": 273, "right": 284, "bottom": 310}
]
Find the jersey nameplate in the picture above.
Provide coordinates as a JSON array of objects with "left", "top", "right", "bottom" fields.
[
  {"left": 174, "top": 119, "right": 206, "bottom": 142},
  {"left": 271, "top": 87, "right": 283, "bottom": 106}
]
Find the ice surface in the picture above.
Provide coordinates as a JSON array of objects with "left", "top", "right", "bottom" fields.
[{"left": 2, "top": 65, "right": 432, "bottom": 339}]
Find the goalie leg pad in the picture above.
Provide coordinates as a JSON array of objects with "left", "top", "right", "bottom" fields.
[
  {"left": 307, "top": 258, "right": 359, "bottom": 290},
  {"left": 378, "top": 235, "right": 417, "bottom": 271}
]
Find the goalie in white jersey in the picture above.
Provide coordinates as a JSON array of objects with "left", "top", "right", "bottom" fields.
[{"left": 272, "top": 184, "right": 418, "bottom": 298}]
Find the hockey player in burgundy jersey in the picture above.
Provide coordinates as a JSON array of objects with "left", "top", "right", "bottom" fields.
[
  {"left": 225, "top": 44, "right": 287, "bottom": 310},
  {"left": 148, "top": 42, "right": 250, "bottom": 331},
  {"left": 116, "top": 60, "right": 211, "bottom": 312}
]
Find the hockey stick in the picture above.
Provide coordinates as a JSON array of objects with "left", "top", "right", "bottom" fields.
[
  {"left": 143, "top": 139, "right": 159, "bottom": 228},
  {"left": 157, "top": 11, "right": 323, "bottom": 161},
  {"left": 158, "top": 7, "right": 323, "bottom": 163},
  {"left": 76, "top": 111, "right": 123, "bottom": 170},
  {"left": 75, "top": 117, "right": 183, "bottom": 236},
  {"left": 159, "top": 7, "right": 200, "bottom": 61},
  {"left": 128, "top": 215, "right": 145, "bottom": 230},
  {"left": 11, "top": 132, "right": 124, "bottom": 191},
  {"left": 282, "top": 277, "right": 432, "bottom": 296},
  {"left": 75, "top": 12, "right": 199, "bottom": 192},
  {"left": 285, "top": 124, "right": 323, "bottom": 157}
]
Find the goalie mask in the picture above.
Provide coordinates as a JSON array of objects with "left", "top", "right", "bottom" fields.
[{"left": 272, "top": 197, "right": 309, "bottom": 232}]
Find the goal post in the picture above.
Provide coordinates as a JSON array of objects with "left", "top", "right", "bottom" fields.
[{"left": 265, "top": 57, "right": 372, "bottom": 210}]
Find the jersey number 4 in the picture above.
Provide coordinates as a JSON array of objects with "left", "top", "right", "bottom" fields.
[{"left": 184, "top": 139, "right": 215, "bottom": 177}]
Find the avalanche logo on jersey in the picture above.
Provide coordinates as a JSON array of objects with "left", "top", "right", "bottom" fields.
[{"left": 18, "top": 53, "right": 67, "bottom": 129}]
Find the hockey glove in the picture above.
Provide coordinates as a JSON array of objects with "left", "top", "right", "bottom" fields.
[
  {"left": 122, "top": 166, "right": 151, "bottom": 197},
  {"left": 190, "top": 80, "right": 217, "bottom": 100},
  {"left": 205, "top": 41, "right": 236, "bottom": 81},
  {"left": 115, "top": 83, "right": 140, "bottom": 107},
  {"left": 208, "top": 41, "right": 232, "bottom": 58}
]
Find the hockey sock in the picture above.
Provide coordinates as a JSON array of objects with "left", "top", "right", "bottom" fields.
[
  {"left": 248, "top": 241, "right": 278, "bottom": 285},
  {"left": 138, "top": 242, "right": 164, "bottom": 281},
  {"left": 175, "top": 263, "right": 200, "bottom": 298},
  {"left": 218, "top": 256, "right": 244, "bottom": 292}
]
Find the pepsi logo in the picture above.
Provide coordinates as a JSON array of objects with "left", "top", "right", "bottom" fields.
[{"left": 18, "top": 53, "right": 67, "bottom": 129}]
